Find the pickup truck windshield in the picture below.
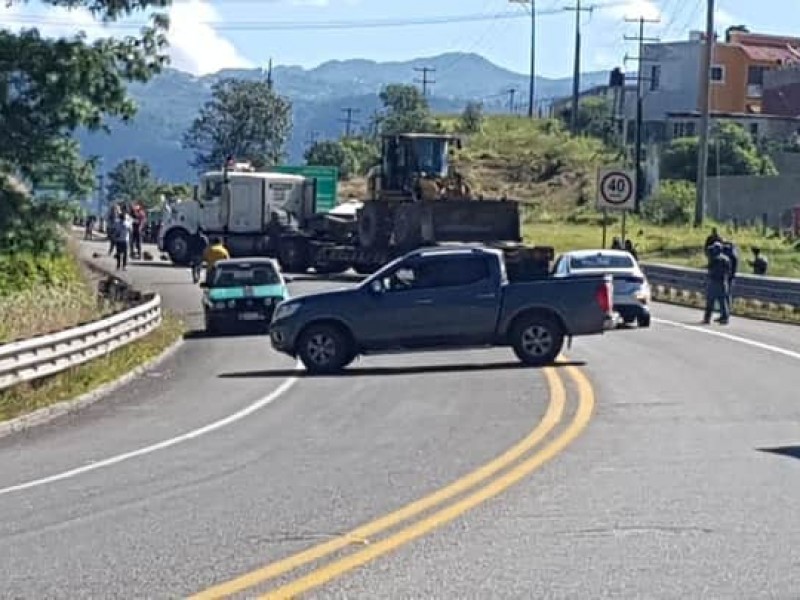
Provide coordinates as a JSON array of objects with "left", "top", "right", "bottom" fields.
[
  {"left": 379, "top": 254, "right": 492, "bottom": 291},
  {"left": 570, "top": 254, "right": 634, "bottom": 270},
  {"left": 209, "top": 264, "right": 280, "bottom": 287}
]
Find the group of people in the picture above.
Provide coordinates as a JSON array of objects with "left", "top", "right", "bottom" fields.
[
  {"left": 107, "top": 203, "right": 147, "bottom": 270},
  {"left": 702, "top": 227, "right": 769, "bottom": 325},
  {"left": 611, "top": 237, "right": 638, "bottom": 260}
]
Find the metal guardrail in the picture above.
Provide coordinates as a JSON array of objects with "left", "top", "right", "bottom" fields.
[
  {"left": 0, "top": 294, "right": 162, "bottom": 391},
  {"left": 642, "top": 263, "right": 800, "bottom": 307}
]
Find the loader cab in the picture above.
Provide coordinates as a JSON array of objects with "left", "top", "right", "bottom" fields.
[{"left": 378, "top": 133, "right": 461, "bottom": 196}]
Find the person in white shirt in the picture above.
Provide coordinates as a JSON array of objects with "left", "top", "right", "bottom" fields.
[{"left": 114, "top": 213, "right": 132, "bottom": 270}]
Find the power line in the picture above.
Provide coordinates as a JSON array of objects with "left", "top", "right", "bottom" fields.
[
  {"left": 624, "top": 15, "right": 660, "bottom": 212},
  {"left": 564, "top": 0, "right": 595, "bottom": 134},
  {"left": 3, "top": 2, "right": 631, "bottom": 31},
  {"left": 414, "top": 67, "right": 436, "bottom": 96},
  {"left": 339, "top": 107, "right": 360, "bottom": 138}
]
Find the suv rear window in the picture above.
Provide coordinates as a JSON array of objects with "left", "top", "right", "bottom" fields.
[{"left": 569, "top": 254, "right": 634, "bottom": 269}]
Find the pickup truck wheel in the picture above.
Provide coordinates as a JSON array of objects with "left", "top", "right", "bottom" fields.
[
  {"left": 637, "top": 313, "right": 651, "bottom": 328},
  {"left": 297, "top": 324, "right": 351, "bottom": 374},
  {"left": 511, "top": 316, "right": 564, "bottom": 366}
]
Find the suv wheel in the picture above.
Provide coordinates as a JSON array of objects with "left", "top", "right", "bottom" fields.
[
  {"left": 511, "top": 316, "right": 564, "bottom": 366},
  {"left": 297, "top": 324, "right": 352, "bottom": 374}
]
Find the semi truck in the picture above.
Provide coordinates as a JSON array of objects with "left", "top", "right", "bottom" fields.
[{"left": 157, "top": 133, "right": 524, "bottom": 274}]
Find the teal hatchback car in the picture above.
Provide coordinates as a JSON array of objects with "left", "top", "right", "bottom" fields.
[{"left": 200, "top": 257, "right": 290, "bottom": 334}]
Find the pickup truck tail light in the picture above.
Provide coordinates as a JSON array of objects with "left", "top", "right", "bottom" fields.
[{"left": 595, "top": 278, "right": 613, "bottom": 314}]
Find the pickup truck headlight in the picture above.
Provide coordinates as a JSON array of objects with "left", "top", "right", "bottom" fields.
[{"left": 273, "top": 301, "right": 301, "bottom": 321}]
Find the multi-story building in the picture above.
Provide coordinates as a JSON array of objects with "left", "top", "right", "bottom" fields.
[
  {"left": 641, "top": 28, "right": 800, "bottom": 140},
  {"left": 763, "top": 66, "right": 800, "bottom": 117}
]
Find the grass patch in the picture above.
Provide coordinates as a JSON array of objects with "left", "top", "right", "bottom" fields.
[
  {"left": 0, "top": 314, "right": 185, "bottom": 423},
  {"left": 524, "top": 218, "right": 800, "bottom": 279},
  {"left": 652, "top": 286, "right": 800, "bottom": 326},
  {"left": 0, "top": 242, "right": 119, "bottom": 343},
  {"left": 451, "top": 116, "right": 614, "bottom": 208}
]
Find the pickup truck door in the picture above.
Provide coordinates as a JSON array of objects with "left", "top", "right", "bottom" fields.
[{"left": 359, "top": 254, "right": 500, "bottom": 348}]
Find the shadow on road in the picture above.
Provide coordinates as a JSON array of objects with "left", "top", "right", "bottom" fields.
[
  {"left": 184, "top": 328, "right": 268, "bottom": 340},
  {"left": 218, "top": 360, "right": 586, "bottom": 379},
  {"left": 757, "top": 446, "right": 800, "bottom": 461}
]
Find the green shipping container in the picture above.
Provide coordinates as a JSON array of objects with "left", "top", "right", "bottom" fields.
[{"left": 268, "top": 165, "right": 338, "bottom": 213}]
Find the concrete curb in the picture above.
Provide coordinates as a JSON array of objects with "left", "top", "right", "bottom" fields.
[{"left": 0, "top": 337, "right": 184, "bottom": 440}]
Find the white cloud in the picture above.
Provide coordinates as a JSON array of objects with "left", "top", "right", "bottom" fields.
[
  {"left": 715, "top": 7, "right": 739, "bottom": 30},
  {"left": 0, "top": 0, "right": 252, "bottom": 75},
  {"left": 603, "top": 0, "right": 661, "bottom": 22}
]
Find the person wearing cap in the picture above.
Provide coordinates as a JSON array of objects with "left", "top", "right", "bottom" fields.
[{"left": 703, "top": 241, "right": 731, "bottom": 325}]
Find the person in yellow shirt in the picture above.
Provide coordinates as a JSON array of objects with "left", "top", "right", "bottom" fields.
[{"left": 203, "top": 237, "right": 230, "bottom": 268}]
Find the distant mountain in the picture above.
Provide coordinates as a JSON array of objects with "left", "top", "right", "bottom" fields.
[{"left": 78, "top": 53, "right": 612, "bottom": 183}]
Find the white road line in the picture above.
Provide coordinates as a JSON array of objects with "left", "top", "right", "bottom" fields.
[
  {"left": 654, "top": 318, "right": 800, "bottom": 361},
  {"left": 0, "top": 361, "right": 302, "bottom": 498}
]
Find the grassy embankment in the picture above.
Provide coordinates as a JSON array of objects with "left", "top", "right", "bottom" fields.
[
  {"left": 0, "top": 244, "right": 184, "bottom": 423},
  {"left": 344, "top": 115, "right": 800, "bottom": 322}
]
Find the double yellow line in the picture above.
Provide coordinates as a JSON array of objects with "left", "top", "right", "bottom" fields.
[{"left": 190, "top": 362, "right": 595, "bottom": 599}]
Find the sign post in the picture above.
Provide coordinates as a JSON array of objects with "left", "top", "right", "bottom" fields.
[{"left": 596, "top": 167, "right": 635, "bottom": 247}]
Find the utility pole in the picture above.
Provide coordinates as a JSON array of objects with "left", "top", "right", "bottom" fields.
[
  {"left": 265, "top": 58, "right": 273, "bottom": 91},
  {"left": 506, "top": 87, "right": 518, "bottom": 113},
  {"left": 413, "top": 66, "right": 436, "bottom": 96},
  {"left": 340, "top": 107, "right": 360, "bottom": 138},
  {"left": 624, "top": 16, "right": 660, "bottom": 212},
  {"left": 512, "top": 0, "right": 537, "bottom": 117},
  {"left": 564, "top": 0, "right": 594, "bottom": 134},
  {"left": 695, "top": 0, "right": 715, "bottom": 227}
]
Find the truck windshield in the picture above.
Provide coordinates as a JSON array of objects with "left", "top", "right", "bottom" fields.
[
  {"left": 209, "top": 264, "right": 280, "bottom": 287},
  {"left": 570, "top": 254, "right": 634, "bottom": 270}
]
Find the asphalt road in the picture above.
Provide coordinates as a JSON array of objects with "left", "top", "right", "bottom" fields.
[{"left": 1, "top": 240, "right": 798, "bottom": 598}]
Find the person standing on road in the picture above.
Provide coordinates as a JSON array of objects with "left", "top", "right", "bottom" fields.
[
  {"left": 704, "top": 227, "right": 722, "bottom": 256},
  {"left": 721, "top": 240, "right": 739, "bottom": 306},
  {"left": 703, "top": 242, "right": 731, "bottom": 325},
  {"left": 114, "top": 213, "right": 132, "bottom": 271},
  {"left": 203, "top": 236, "right": 230, "bottom": 269},
  {"left": 189, "top": 229, "right": 210, "bottom": 283},
  {"left": 748, "top": 247, "right": 769, "bottom": 275},
  {"left": 624, "top": 239, "right": 638, "bottom": 261}
]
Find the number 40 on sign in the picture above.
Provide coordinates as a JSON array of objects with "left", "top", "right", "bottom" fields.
[{"left": 596, "top": 168, "right": 635, "bottom": 211}]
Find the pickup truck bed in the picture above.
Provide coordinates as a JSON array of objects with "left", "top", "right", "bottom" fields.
[{"left": 269, "top": 245, "right": 613, "bottom": 373}]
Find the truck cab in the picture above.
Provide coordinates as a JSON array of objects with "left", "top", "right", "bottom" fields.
[{"left": 158, "top": 166, "right": 315, "bottom": 264}]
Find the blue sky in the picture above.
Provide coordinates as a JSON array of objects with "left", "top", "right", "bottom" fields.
[{"left": 2, "top": 0, "right": 800, "bottom": 77}]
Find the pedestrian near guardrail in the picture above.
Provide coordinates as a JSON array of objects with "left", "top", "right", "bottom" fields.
[
  {"left": 703, "top": 242, "right": 732, "bottom": 325},
  {"left": 748, "top": 247, "right": 769, "bottom": 276}
]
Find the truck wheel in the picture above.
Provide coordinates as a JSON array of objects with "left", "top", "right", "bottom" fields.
[
  {"left": 358, "top": 204, "right": 390, "bottom": 249},
  {"left": 165, "top": 230, "right": 191, "bottom": 265},
  {"left": 297, "top": 324, "right": 352, "bottom": 374},
  {"left": 392, "top": 204, "right": 422, "bottom": 249},
  {"left": 511, "top": 315, "right": 564, "bottom": 367},
  {"left": 278, "top": 238, "right": 309, "bottom": 273}
]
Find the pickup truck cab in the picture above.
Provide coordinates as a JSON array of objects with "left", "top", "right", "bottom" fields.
[{"left": 269, "top": 245, "right": 614, "bottom": 374}]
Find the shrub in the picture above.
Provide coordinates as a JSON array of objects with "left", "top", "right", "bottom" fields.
[{"left": 642, "top": 180, "right": 696, "bottom": 225}]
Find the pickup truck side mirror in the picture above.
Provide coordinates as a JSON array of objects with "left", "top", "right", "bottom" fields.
[{"left": 369, "top": 278, "right": 385, "bottom": 295}]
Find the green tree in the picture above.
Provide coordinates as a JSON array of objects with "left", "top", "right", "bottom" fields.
[
  {"left": 106, "top": 158, "right": 159, "bottom": 206},
  {"left": 0, "top": 0, "right": 169, "bottom": 255},
  {"left": 558, "top": 96, "right": 614, "bottom": 141},
  {"left": 661, "top": 122, "right": 778, "bottom": 181},
  {"left": 154, "top": 182, "right": 193, "bottom": 203},
  {"left": 341, "top": 137, "right": 380, "bottom": 176},
  {"left": 304, "top": 140, "right": 353, "bottom": 179},
  {"left": 373, "top": 84, "right": 440, "bottom": 135},
  {"left": 182, "top": 79, "right": 292, "bottom": 173},
  {"left": 641, "top": 179, "right": 696, "bottom": 225},
  {"left": 459, "top": 101, "right": 485, "bottom": 134}
]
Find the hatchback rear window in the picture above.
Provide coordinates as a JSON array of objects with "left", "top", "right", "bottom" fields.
[{"left": 569, "top": 254, "right": 634, "bottom": 269}]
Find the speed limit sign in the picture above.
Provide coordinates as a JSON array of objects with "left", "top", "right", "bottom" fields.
[{"left": 596, "top": 168, "right": 635, "bottom": 210}]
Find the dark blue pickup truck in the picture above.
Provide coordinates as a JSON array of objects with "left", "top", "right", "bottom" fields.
[{"left": 269, "top": 245, "right": 614, "bottom": 373}]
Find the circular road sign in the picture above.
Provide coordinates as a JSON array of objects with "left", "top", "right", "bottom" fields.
[{"left": 599, "top": 170, "right": 634, "bottom": 207}]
